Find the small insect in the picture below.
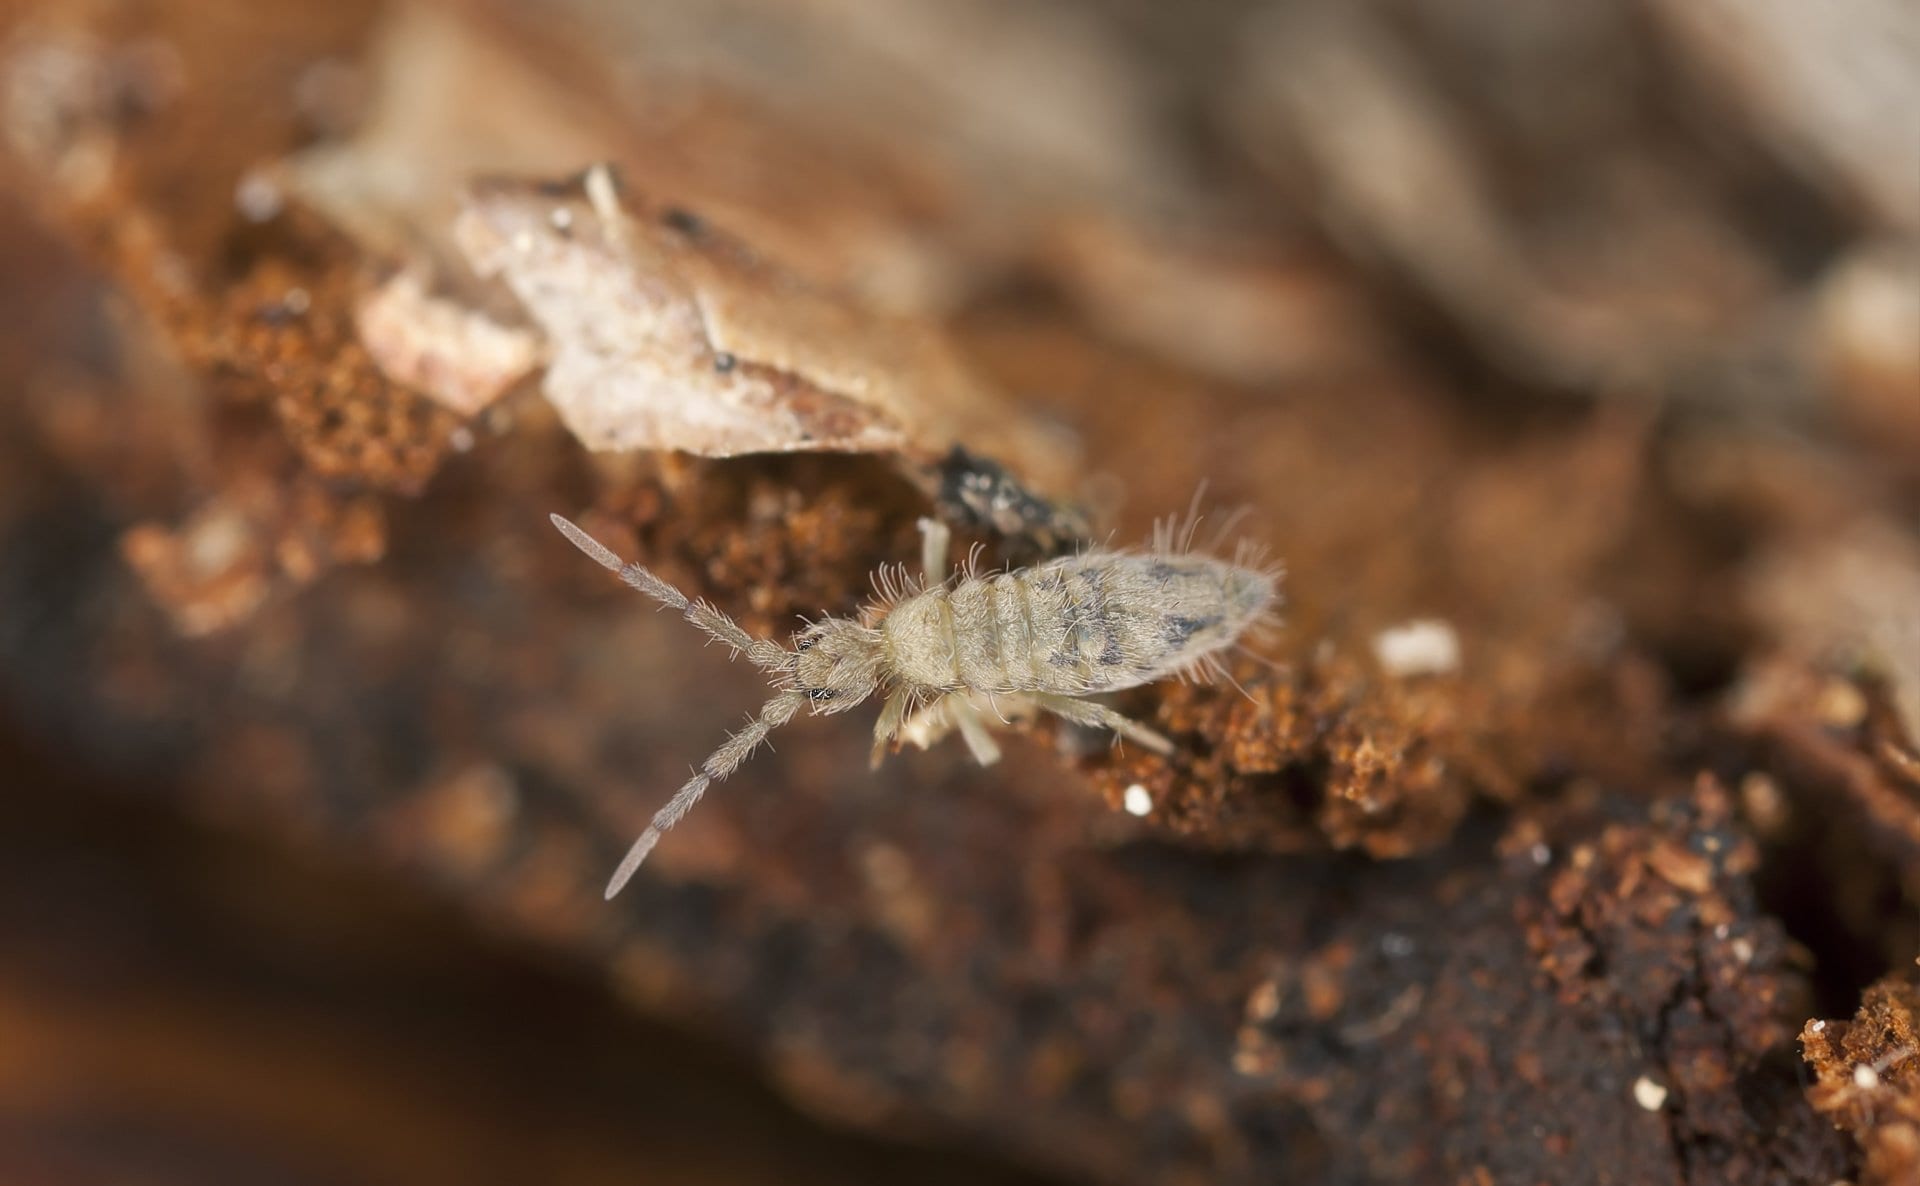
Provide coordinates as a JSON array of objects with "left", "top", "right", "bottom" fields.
[{"left": 552, "top": 507, "right": 1280, "bottom": 898}]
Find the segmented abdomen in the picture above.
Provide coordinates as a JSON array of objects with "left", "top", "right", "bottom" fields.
[{"left": 881, "top": 551, "right": 1272, "bottom": 697}]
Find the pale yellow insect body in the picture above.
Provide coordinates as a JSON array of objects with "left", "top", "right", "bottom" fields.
[{"left": 552, "top": 512, "right": 1279, "bottom": 898}]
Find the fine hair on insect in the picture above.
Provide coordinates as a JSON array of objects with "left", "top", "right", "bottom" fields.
[{"left": 552, "top": 502, "right": 1281, "bottom": 899}]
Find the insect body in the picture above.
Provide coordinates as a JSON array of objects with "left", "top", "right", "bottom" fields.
[{"left": 552, "top": 511, "right": 1279, "bottom": 898}]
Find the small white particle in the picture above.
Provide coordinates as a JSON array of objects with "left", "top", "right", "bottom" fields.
[
  {"left": 185, "top": 509, "right": 250, "bottom": 574},
  {"left": 448, "top": 426, "right": 475, "bottom": 453},
  {"left": 549, "top": 206, "right": 574, "bottom": 231},
  {"left": 282, "top": 287, "right": 310, "bottom": 315},
  {"left": 1633, "top": 1076, "right": 1668, "bottom": 1111},
  {"left": 234, "top": 171, "right": 284, "bottom": 222},
  {"left": 1373, "top": 619, "right": 1461, "bottom": 677},
  {"left": 1811, "top": 1020, "right": 1827, "bottom": 1033},
  {"left": 1854, "top": 1064, "right": 1880, "bottom": 1089},
  {"left": 512, "top": 230, "right": 535, "bottom": 254},
  {"left": 1530, "top": 842, "right": 1552, "bottom": 867},
  {"left": 585, "top": 163, "right": 622, "bottom": 229},
  {"left": 1123, "top": 784, "right": 1153, "bottom": 817},
  {"left": 1730, "top": 937, "right": 1754, "bottom": 965}
]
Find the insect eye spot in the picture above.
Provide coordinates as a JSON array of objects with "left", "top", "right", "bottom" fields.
[{"left": 807, "top": 687, "right": 838, "bottom": 703}]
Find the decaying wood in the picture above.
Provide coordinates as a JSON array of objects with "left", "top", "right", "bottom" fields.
[{"left": 0, "top": 1, "right": 1914, "bottom": 1183}]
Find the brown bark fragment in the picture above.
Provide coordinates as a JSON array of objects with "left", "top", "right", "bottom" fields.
[{"left": 1, "top": 1, "right": 1914, "bottom": 1182}]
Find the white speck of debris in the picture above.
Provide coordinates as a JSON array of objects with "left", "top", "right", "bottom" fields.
[
  {"left": 1811, "top": 1020, "right": 1827, "bottom": 1033},
  {"left": 186, "top": 509, "right": 250, "bottom": 574},
  {"left": 1855, "top": 1064, "right": 1881, "bottom": 1089},
  {"left": 549, "top": 206, "right": 574, "bottom": 231},
  {"left": 234, "top": 171, "right": 284, "bottom": 222},
  {"left": 1373, "top": 619, "right": 1461, "bottom": 677},
  {"left": 448, "top": 426, "right": 475, "bottom": 453},
  {"left": 1123, "top": 784, "right": 1153, "bottom": 817},
  {"left": 282, "top": 287, "right": 310, "bottom": 315},
  {"left": 1730, "top": 937, "right": 1754, "bottom": 964},
  {"left": 512, "top": 229, "right": 535, "bottom": 254},
  {"left": 1530, "top": 843, "right": 1552, "bottom": 867},
  {"left": 1823, "top": 245, "right": 1920, "bottom": 374},
  {"left": 585, "top": 162, "right": 621, "bottom": 224},
  {"left": 1633, "top": 1076, "right": 1669, "bottom": 1111}
]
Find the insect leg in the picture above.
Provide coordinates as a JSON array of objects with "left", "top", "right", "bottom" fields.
[
  {"left": 895, "top": 695, "right": 956, "bottom": 752},
  {"left": 1032, "top": 693, "right": 1173, "bottom": 755},
  {"left": 585, "top": 163, "right": 625, "bottom": 241},
  {"left": 946, "top": 694, "right": 1004, "bottom": 766},
  {"left": 918, "top": 516, "right": 952, "bottom": 584},
  {"left": 604, "top": 691, "right": 804, "bottom": 899},
  {"left": 869, "top": 687, "right": 911, "bottom": 769},
  {"left": 551, "top": 514, "right": 789, "bottom": 673}
]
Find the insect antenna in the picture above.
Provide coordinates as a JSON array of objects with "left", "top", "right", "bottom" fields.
[
  {"left": 552, "top": 514, "right": 791, "bottom": 674},
  {"left": 604, "top": 691, "right": 805, "bottom": 898}
]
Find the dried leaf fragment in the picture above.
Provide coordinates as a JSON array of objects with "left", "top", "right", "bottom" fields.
[
  {"left": 453, "top": 169, "right": 1061, "bottom": 481},
  {"left": 355, "top": 269, "right": 543, "bottom": 417}
]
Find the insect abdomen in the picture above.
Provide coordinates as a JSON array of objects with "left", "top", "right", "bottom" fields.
[
  {"left": 1018, "top": 552, "right": 1272, "bottom": 693},
  {"left": 881, "top": 549, "right": 1277, "bottom": 697},
  {"left": 947, "top": 556, "right": 1172, "bottom": 695},
  {"left": 946, "top": 573, "right": 1044, "bottom": 692}
]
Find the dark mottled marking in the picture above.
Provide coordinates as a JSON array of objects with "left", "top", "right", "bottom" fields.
[
  {"left": 662, "top": 206, "right": 705, "bottom": 236},
  {"left": 932, "top": 446, "right": 1087, "bottom": 557},
  {"left": 1165, "top": 615, "right": 1218, "bottom": 647}
]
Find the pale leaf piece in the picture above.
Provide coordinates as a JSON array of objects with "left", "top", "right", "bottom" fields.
[
  {"left": 355, "top": 270, "right": 545, "bottom": 417},
  {"left": 454, "top": 169, "right": 1065, "bottom": 481},
  {"left": 1750, "top": 519, "right": 1920, "bottom": 744},
  {"left": 1651, "top": 0, "right": 1920, "bottom": 233}
]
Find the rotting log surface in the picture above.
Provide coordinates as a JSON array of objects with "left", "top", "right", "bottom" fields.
[{"left": 2, "top": 1, "right": 1916, "bottom": 1184}]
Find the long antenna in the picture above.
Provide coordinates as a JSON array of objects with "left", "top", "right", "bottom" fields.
[
  {"left": 551, "top": 514, "right": 789, "bottom": 673},
  {"left": 604, "top": 692, "right": 803, "bottom": 898}
]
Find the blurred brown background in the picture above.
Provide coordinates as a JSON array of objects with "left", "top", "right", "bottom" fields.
[{"left": 0, "top": 1, "right": 1915, "bottom": 1183}]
